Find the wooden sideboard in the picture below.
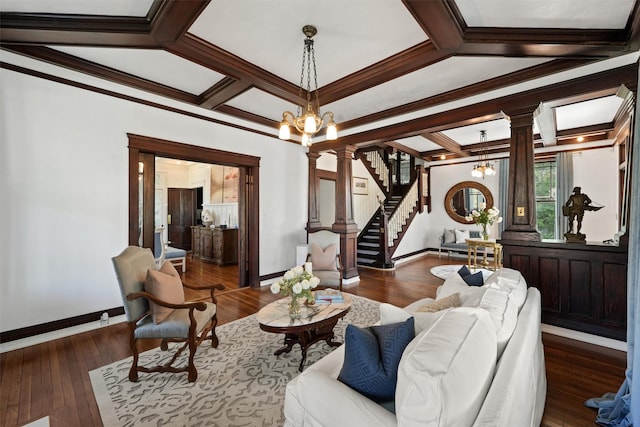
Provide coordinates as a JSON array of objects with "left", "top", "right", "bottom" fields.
[
  {"left": 191, "top": 226, "right": 238, "bottom": 266},
  {"left": 500, "top": 239, "right": 627, "bottom": 341}
]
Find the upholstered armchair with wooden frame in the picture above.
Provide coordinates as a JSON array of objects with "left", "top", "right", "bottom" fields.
[
  {"left": 112, "top": 246, "right": 224, "bottom": 382},
  {"left": 306, "top": 230, "right": 343, "bottom": 291}
]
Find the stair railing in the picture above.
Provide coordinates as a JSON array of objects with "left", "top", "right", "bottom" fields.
[
  {"left": 364, "top": 150, "right": 390, "bottom": 193},
  {"left": 377, "top": 196, "right": 393, "bottom": 267},
  {"left": 387, "top": 178, "right": 419, "bottom": 247}
]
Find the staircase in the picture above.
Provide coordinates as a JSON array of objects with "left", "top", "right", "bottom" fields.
[
  {"left": 357, "top": 195, "right": 402, "bottom": 268},
  {"left": 355, "top": 147, "right": 424, "bottom": 269}
]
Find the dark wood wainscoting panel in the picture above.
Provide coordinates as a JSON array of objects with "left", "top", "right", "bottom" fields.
[
  {"left": 569, "top": 259, "right": 592, "bottom": 319},
  {"left": 603, "top": 262, "right": 627, "bottom": 324},
  {"left": 501, "top": 239, "right": 627, "bottom": 341},
  {"left": 539, "top": 256, "right": 560, "bottom": 313}
]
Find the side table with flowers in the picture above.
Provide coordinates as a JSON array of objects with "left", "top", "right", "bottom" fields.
[
  {"left": 465, "top": 202, "right": 503, "bottom": 240},
  {"left": 270, "top": 265, "right": 320, "bottom": 319}
]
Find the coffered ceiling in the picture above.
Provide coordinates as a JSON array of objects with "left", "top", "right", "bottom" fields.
[{"left": 2, "top": 0, "right": 640, "bottom": 162}]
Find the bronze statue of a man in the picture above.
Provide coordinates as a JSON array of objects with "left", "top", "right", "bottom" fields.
[{"left": 562, "top": 186, "right": 603, "bottom": 242}]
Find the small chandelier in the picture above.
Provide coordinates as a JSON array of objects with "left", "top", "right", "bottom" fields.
[
  {"left": 278, "top": 25, "right": 338, "bottom": 146},
  {"left": 471, "top": 130, "right": 496, "bottom": 179}
]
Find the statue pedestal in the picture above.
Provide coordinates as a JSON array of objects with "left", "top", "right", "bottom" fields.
[{"left": 564, "top": 232, "right": 586, "bottom": 244}]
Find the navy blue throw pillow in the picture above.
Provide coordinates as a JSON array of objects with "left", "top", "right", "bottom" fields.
[
  {"left": 337, "top": 318, "right": 415, "bottom": 402},
  {"left": 457, "top": 265, "right": 471, "bottom": 277},
  {"left": 462, "top": 271, "right": 484, "bottom": 286}
]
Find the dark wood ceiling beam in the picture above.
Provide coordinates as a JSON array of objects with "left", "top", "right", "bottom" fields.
[
  {"left": 149, "top": 0, "right": 210, "bottom": 42},
  {"left": 340, "top": 58, "right": 593, "bottom": 131},
  {"left": 215, "top": 105, "right": 277, "bottom": 129},
  {"left": 556, "top": 123, "right": 614, "bottom": 139},
  {"left": 3, "top": 44, "right": 199, "bottom": 103},
  {"left": 0, "top": 12, "right": 158, "bottom": 47},
  {"left": 402, "top": 0, "right": 464, "bottom": 51},
  {"left": 170, "top": 34, "right": 301, "bottom": 105},
  {"left": 421, "top": 132, "right": 470, "bottom": 157},
  {"left": 383, "top": 141, "right": 422, "bottom": 159},
  {"left": 311, "top": 63, "right": 637, "bottom": 152},
  {"left": 198, "top": 78, "right": 252, "bottom": 109},
  {"left": 319, "top": 42, "right": 451, "bottom": 104}
]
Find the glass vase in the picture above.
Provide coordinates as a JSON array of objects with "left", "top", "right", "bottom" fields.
[
  {"left": 289, "top": 296, "right": 301, "bottom": 320},
  {"left": 482, "top": 224, "right": 489, "bottom": 240}
]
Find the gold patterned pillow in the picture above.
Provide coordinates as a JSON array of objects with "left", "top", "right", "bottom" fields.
[{"left": 416, "top": 293, "right": 461, "bottom": 313}]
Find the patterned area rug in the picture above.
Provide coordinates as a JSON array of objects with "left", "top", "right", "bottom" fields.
[{"left": 90, "top": 295, "right": 380, "bottom": 427}]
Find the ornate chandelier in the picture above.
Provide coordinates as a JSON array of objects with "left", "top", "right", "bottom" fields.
[
  {"left": 471, "top": 130, "right": 496, "bottom": 179},
  {"left": 278, "top": 25, "right": 337, "bottom": 146}
]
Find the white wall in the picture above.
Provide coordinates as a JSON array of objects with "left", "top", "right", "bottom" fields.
[
  {"left": 571, "top": 148, "right": 619, "bottom": 242},
  {"left": 1, "top": 68, "right": 308, "bottom": 332}
]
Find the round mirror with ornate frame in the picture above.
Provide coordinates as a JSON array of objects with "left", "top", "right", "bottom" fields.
[{"left": 444, "top": 181, "right": 494, "bottom": 224}]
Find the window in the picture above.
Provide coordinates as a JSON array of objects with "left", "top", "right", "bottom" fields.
[{"left": 535, "top": 161, "right": 557, "bottom": 239}]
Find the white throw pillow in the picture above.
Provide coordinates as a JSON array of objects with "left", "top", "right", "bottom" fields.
[
  {"left": 379, "top": 303, "right": 448, "bottom": 336},
  {"left": 443, "top": 228, "right": 456, "bottom": 244},
  {"left": 454, "top": 229, "right": 470, "bottom": 243}
]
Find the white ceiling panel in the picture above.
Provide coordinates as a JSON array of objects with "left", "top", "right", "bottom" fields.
[
  {"left": 324, "top": 56, "right": 550, "bottom": 123},
  {"left": 395, "top": 136, "right": 442, "bottom": 152},
  {"left": 0, "top": 0, "right": 154, "bottom": 16},
  {"left": 226, "top": 88, "right": 299, "bottom": 123},
  {"left": 443, "top": 119, "right": 512, "bottom": 146},
  {"left": 49, "top": 46, "right": 223, "bottom": 95},
  {"left": 555, "top": 95, "right": 624, "bottom": 130},
  {"left": 456, "top": 0, "right": 635, "bottom": 29},
  {"left": 189, "top": 0, "right": 427, "bottom": 87}
]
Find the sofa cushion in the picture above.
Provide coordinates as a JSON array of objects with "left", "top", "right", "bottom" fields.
[
  {"left": 488, "top": 268, "right": 528, "bottom": 312},
  {"left": 395, "top": 308, "right": 497, "bottom": 427},
  {"left": 338, "top": 318, "right": 415, "bottom": 403},
  {"left": 310, "top": 243, "right": 338, "bottom": 271},
  {"left": 443, "top": 228, "right": 456, "bottom": 243},
  {"left": 416, "top": 293, "right": 461, "bottom": 313},
  {"left": 478, "top": 287, "right": 518, "bottom": 357},
  {"left": 144, "top": 261, "right": 185, "bottom": 324},
  {"left": 454, "top": 229, "right": 470, "bottom": 243}
]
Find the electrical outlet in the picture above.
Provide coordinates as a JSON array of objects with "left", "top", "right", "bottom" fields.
[{"left": 517, "top": 207, "right": 525, "bottom": 217}]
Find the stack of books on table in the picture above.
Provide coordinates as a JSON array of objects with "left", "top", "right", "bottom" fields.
[{"left": 315, "top": 289, "right": 344, "bottom": 304}]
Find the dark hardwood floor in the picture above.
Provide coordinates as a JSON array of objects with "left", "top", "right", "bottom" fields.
[{"left": 0, "top": 254, "right": 626, "bottom": 426}]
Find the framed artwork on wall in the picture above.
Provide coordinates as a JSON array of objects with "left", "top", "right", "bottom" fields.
[{"left": 353, "top": 176, "right": 368, "bottom": 195}]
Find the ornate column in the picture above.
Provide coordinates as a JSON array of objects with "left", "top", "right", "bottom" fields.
[
  {"left": 306, "top": 152, "right": 322, "bottom": 230},
  {"left": 332, "top": 145, "right": 359, "bottom": 279},
  {"left": 501, "top": 109, "right": 541, "bottom": 241}
]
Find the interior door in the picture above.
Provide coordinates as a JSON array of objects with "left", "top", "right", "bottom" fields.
[{"left": 167, "top": 188, "right": 196, "bottom": 251}]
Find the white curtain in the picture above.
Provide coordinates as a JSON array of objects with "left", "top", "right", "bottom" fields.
[
  {"left": 555, "top": 152, "right": 573, "bottom": 239},
  {"left": 584, "top": 70, "right": 639, "bottom": 426},
  {"left": 498, "top": 158, "right": 509, "bottom": 234}
]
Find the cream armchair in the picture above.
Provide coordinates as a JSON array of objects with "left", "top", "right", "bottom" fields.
[
  {"left": 307, "top": 230, "right": 343, "bottom": 291},
  {"left": 112, "top": 246, "right": 224, "bottom": 382}
]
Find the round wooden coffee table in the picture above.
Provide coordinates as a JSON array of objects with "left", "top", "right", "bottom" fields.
[{"left": 256, "top": 293, "right": 352, "bottom": 371}]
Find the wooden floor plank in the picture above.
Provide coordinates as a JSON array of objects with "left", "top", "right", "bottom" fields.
[{"left": 0, "top": 255, "right": 628, "bottom": 427}]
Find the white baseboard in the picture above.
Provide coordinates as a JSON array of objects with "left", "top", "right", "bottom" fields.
[
  {"left": 0, "top": 315, "right": 127, "bottom": 353},
  {"left": 542, "top": 323, "right": 627, "bottom": 352}
]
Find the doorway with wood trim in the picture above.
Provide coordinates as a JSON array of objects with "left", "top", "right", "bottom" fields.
[{"left": 127, "top": 133, "right": 260, "bottom": 288}]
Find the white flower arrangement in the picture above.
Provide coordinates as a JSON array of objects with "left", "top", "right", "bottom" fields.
[
  {"left": 464, "top": 202, "right": 503, "bottom": 238},
  {"left": 270, "top": 265, "right": 320, "bottom": 303}
]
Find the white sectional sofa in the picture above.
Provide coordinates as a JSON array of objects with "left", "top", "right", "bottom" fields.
[{"left": 284, "top": 268, "right": 546, "bottom": 427}]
